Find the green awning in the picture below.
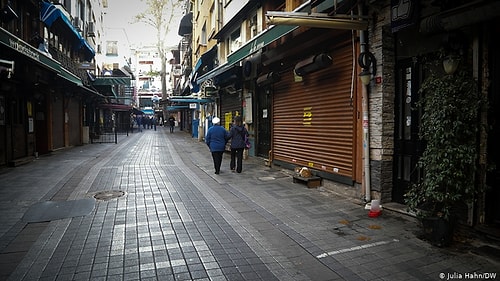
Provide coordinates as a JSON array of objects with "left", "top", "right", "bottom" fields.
[
  {"left": 227, "top": 24, "right": 299, "bottom": 65},
  {"left": 92, "top": 77, "right": 130, "bottom": 86},
  {"left": 57, "top": 68, "right": 82, "bottom": 86},
  {"left": 1, "top": 27, "right": 84, "bottom": 86},
  {"left": 195, "top": 24, "right": 294, "bottom": 83},
  {"left": 93, "top": 85, "right": 118, "bottom": 98},
  {"left": 196, "top": 2, "right": 313, "bottom": 83},
  {"left": 0, "top": 27, "right": 58, "bottom": 72}
]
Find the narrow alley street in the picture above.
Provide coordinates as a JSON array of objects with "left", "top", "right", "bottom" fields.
[{"left": 0, "top": 127, "right": 497, "bottom": 281}]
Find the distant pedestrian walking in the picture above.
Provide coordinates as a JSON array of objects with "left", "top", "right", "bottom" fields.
[
  {"left": 228, "top": 116, "right": 248, "bottom": 173},
  {"left": 168, "top": 115, "right": 176, "bottom": 133},
  {"left": 152, "top": 115, "right": 157, "bottom": 131},
  {"left": 205, "top": 117, "right": 228, "bottom": 175},
  {"left": 136, "top": 115, "right": 143, "bottom": 132},
  {"left": 147, "top": 116, "right": 152, "bottom": 129}
]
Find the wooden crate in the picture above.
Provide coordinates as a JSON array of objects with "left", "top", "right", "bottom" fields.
[{"left": 293, "top": 175, "right": 323, "bottom": 188}]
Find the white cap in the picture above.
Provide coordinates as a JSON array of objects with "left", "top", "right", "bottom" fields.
[{"left": 212, "top": 117, "right": 220, "bottom": 124}]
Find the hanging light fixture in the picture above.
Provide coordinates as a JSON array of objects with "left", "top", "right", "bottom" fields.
[
  {"left": 442, "top": 56, "right": 460, "bottom": 75},
  {"left": 358, "top": 51, "right": 376, "bottom": 86},
  {"left": 359, "top": 69, "right": 371, "bottom": 86}
]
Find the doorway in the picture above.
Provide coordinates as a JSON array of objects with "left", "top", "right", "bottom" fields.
[
  {"left": 256, "top": 87, "right": 271, "bottom": 158},
  {"left": 392, "top": 58, "right": 424, "bottom": 203}
]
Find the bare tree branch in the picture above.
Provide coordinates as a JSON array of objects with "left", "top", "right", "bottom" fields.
[{"left": 133, "top": 0, "right": 183, "bottom": 97}]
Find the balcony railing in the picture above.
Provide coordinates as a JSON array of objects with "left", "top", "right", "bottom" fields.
[{"left": 49, "top": 46, "right": 92, "bottom": 86}]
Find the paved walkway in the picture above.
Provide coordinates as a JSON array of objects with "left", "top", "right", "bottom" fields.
[{"left": 0, "top": 127, "right": 498, "bottom": 281}]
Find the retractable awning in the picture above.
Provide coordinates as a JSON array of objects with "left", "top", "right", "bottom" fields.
[
  {"left": 188, "top": 45, "right": 217, "bottom": 93},
  {"left": 57, "top": 69, "right": 82, "bottom": 86},
  {"left": 40, "top": 2, "right": 95, "bottom": 60},
  {"left": 80, "top": 85, "right": 104, "bottom": 98},
  {"left": 168, "top": 98, "right": 214, "bottom": 103},
  {"left": 265, "top": 12, "right": 368, "bottom": 30},
  {"left": 167, "top": 105, "right": 190, "bottom": 111},
  {"left": 197, "top": 63, "right": 241, "bottom": 85},
  {"left": 196, "top": 63, "right": 230, "bottom": 84},
  {"left": 178, "top": 12, "right": 193, "bottom": 36}
]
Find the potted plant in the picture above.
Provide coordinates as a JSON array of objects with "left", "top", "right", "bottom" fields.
[{"left": 404, "top": 64, "right": 484, "bottom": 247}]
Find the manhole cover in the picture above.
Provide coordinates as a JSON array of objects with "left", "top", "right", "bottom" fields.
[{"left": 93, "top": 190, "right": 125, "bottom": 201}]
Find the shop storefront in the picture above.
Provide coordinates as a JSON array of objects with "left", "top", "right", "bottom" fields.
[
  {"left": 265, "top": 30, "right": 361, "bottom": 185},
  {"left": 1, "top": 26, "right": 98, "bottom": 165}
]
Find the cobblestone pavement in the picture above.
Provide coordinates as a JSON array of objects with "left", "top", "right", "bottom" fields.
[{"left": 0, "top": 127, "right": 498, "bottom": 281}]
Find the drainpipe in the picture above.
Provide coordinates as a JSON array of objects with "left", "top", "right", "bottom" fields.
[{"left": 359, "top": 4, "right": 371, "bottom": 203}]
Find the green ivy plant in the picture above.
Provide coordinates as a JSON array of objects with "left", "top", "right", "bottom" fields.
[{"left": 405, "top": 68, "right": 484, "bottom": 220}]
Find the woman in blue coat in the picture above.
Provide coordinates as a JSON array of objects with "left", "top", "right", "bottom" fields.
[{"left": 205, "top": 117, "right": 229, "bottom": 174}]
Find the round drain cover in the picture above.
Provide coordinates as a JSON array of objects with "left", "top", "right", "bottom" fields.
[{"left": 93, "top": 190, "right": 125, "bottom": 201}]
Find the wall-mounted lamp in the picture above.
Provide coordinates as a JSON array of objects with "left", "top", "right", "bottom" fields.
[
  {"left": 359, "top": 69, "right": 371, "bottom": 86},
  {"left": 294, "top": 53, "right": 332, "bottom": 77},
  {"left": 442, "top": 56, "right": 460, "bottom": 75},
  {"left": 358, "top": 51, "right": 376, "bottom": 86}
]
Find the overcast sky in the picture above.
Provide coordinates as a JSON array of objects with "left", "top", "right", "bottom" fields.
[{"left": 104, "top": 0, "right": 182, "bottom": 47}]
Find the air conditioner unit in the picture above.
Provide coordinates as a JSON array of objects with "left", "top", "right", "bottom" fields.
[
  {"left": 87, "top": 22, "right": 95, "bottom": 37},
  {"left": 73, "top": 17, "right": 82, "bottom": 31}
]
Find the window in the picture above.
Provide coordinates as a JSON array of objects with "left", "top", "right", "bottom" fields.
[
  {"left": 201, "top": 22, "right": 207, "bottom": 45},
  {"left": 210, "top": 4, "right": 216, "bottom": 34},
  {"left": 64, "top": 0, "right": 72, "bottom": 13},
  {"left": 249, "top": 14, "right": 257, "bottom": 39},
  {"left": 78, "top": 0, "right": 84, "bottom": 21},
  {"left": 230, "top": 29, "right": 241, "bottom": 53},
  {"left": 106, "top": 41, "right": 118, "bottom": 56}
]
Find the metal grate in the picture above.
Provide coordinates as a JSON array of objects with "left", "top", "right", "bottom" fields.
[{"left": 93, "top": 190, "right": 126, "bottom": 201}]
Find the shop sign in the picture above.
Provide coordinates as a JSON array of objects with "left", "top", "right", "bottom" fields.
[{"left": 391, "top": 0, "right": 420, "bottom": 33}]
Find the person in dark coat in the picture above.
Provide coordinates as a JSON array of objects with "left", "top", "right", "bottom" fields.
[
  {"left": 168, "top": 115, "right": 176, "bottom": 133},
  {"left": 205, "top": 117, "right": 228, "bottom": 174},
  {"left": 136, "top": 115, "right": 143, "bottom": 132},
  {"left": 228, "top": 116, "right": 248, "bottom": 173}
]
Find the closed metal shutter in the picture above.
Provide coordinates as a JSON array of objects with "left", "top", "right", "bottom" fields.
[
  {"left": 52, "top": 93, "right": 64, "bottom": 149},
  {"left": 68, "top": 98, "right": 80, "bottom": 146},
  {"left": 273, "top": 38, "right": 355, "bottom": 180},
  {"left": 220, "top": 92, "right": 242, "bottom": 130}
]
